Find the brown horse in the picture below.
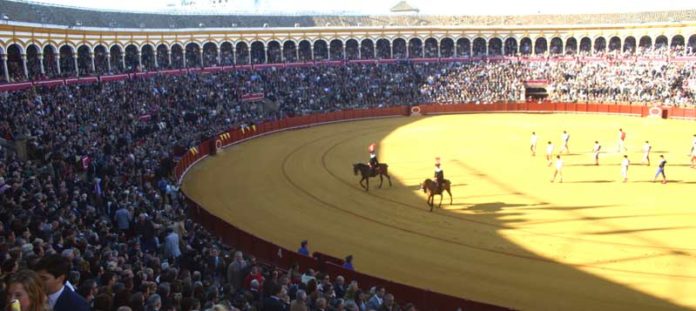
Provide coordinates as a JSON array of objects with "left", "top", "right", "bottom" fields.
[
  {"left": 421, "top": 178, "right": 452, "bottom": 211},
  {"left": 353, "top": 163, "right": 392, "bottom": 191}
]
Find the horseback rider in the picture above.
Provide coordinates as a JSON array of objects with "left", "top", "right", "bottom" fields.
[
  {"left": 434, "top": 157, "right": 444, "bottom": 191},
  {"left": 368, "top": 143, "right": 379, "bottom": 175}
]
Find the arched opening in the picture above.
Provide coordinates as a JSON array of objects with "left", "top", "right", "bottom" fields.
[
  {"left": 360, "top": 39, "right": 372, "bottom": 59},
  {"left": 549, "top": 37, "right": 563, "bottom": 54},
  {"left": 141, "top": 44, "right": 156, "bottom": 70},
  {"left": 185, "top": 43, "right": 201, "bottom": 67},
  {"left": 579, "top": 37, "right": 592, "bottom": 53},
  {"left": 313, "top": 40, "right": 328, "bottom": 61},
  {"left": 26, "top": 44, "right": 41, "bottom": 79},
  {"left": 408, "top": 38, "right": 423, "bottom": 58},
  {"left": 688, "top": 35, "right": 696, "bottom": 54},
  {"left": 329, "top": 39, "right": 344, "bottom": 60},
  {"left": 77, "top": 45, "right": 92, "bottom": 75},
  {"left": 94, "top": 45, "right": 108, "bottom": 74},
  {"left": 282, "top": 41, "right": 297, "bottom": 63},
  {"left": 345, "top": 39, "right": 359, "bottom": 60},
  {"left": 235, "top": 42, "right": 249, "bottom": 65},
  {"left": 109, "top": 45, "right": 124, "bottom": 72},
  {"left": 298, "top": 40, "right": 311, "bottom": 61},
  {"left": 565, "top": 38, "right": 577, "bottom": 55},
  {"left": 488, "top": 38, "right": 503, "bottom": 56},
  {"left": 638, "top": 36, "right": 652, "bottom": 50},
  {"left": 392, "top": 38, "right": 407, "bottom": 59},
  {"left": 424, "top": 38, "right": 438, "bottom": 58},
  {"left": 504, "top": 38, "right": 518, "bottom": 56},
  {"left": 156, "top": 44, "right": 169, "bottom": 68},
  {"left": 654, "top": 35, "right": 668, "bottom": 49},
  {"left": 608, "top": 37, "right": 621, "bottom": 52},
  {"left": 594, "top": 37, "right": 606, "bottom": 52},
  {"left": 171, "top": 44, "right": 184, "bottom": 68},
  {"left": 534, "top": 37, "right": 547, "bottom": 55},
  {"left": 623, "top": 37, "right": 636, "bottom": 54},
  {"left": 59, "top": 45, "right": 76, "bottom": 76},
  {"left": 472, "top": 38, "right": 486, "bottom": 56},
  {"left": 520, "top": 37, "right": 532, "bottom": 55},
  {"left": 670, "top": 35, "right": 685, "bottom": 49},
  {"left": 202, "top": 42, "right": 218, "bottom": 67},
  {"left": 220, "top": 42, "right": 234, "bottom": 65},
  {"left": 6, "top": 44, "right": 24, "bottom": 80},
  {"left": 376, "top": 39, "right": 390, "bottom": 59},
  {"left": 456, "top": 38, "right": 471, "bottom": 57},
  {"left": 267, "top": 41, "right": 281, "bottom": 64},
  {"left": 250, "top": 41, "right": 265, "bottom": 64},
  {"left": 42, "top": 45, "right": 58, "bottom": 77},
  {"left": 440, "top": 38, "right": 454, "bottom": 58},
  {"left": 124, "top": 44, "right": 139, "bottom": 71}
]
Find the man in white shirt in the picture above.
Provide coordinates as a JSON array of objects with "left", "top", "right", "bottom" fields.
[
  {"left": 642, "top": 141, "right": 652, "bottom": 166},
  {"left": 551, "top": 155, "right": 563, "bottom": 183},
  {"left": 530, "top": 132, "right": 538, "bottom": 156},
  {"left": 560, "top": 130, "right": 570, "bottom": 154},
  {"left": 621, "top": 155, "right": 630, "bottom": 183},
  {"left": 546, "top": 141, "right": 554, "bottom": 166},
  {"left": 34, "top": 255, "right": 89, "bottom": 311},
  {"left": 592, "top": 141, "right": 601, "bottom": 165}
]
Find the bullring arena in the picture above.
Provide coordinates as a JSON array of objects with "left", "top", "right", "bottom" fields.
[
  {"left": 181, "top": 107, "right": 696, "bottom": 311},
  {"left": 2, "top": 0, "right": 696, "bottom": 310}
]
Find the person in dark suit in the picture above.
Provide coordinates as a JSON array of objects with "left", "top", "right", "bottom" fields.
[
  {"left": 262, "top": 282, "right": 288, "bottom": 311},
  {"left": 33, "top": 254, "right": 90, "bottom": 311}
]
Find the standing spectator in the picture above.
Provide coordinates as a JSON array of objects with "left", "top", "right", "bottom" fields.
[
  {"left": 261, "top": 282, "right": 288, "bottom": 311},
  {"left": 114, "top": 205, "right": 132, "bottom": 234},
  {"left": 226, "top": 251, "right": 248, "bottom": 291},
  {"left": 33, "top": 255, "right": 89, "bottom": 311},
  {"left": 5, "top": 269, "right": 49, "bottom": 311},
  {"left": 163, "top": 228, "right": 181, "bottom": 262},
  {"left": 366, "top": 287, "right": 385, "bottom": 310},
  {"left": 342, "top": 256, "right": 354, "bottom": 271},
  {"left": 377, "top": 293, "right": 400, "bottom": 311},
  {"left": 297, "top": 240, "right": 309, "bottom": 256},
  {"left": 290, "top": 289, "right": 308, "bottom": 311}
]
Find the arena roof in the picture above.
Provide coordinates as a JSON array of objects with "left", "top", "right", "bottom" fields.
[{"left": 1, "top": 0, "right": 696, "bottom": 29}]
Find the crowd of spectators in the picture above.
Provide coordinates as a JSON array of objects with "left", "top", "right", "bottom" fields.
[{"left": 1, "top": 57, "right": 696, "bottom": 310}]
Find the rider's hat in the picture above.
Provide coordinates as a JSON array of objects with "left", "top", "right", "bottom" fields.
[
  {"left": 435, "top": 157, "right": 441, "bottom": 166},
  {"left": 368, "top": 143, "right": 376, "bottom": 152}
]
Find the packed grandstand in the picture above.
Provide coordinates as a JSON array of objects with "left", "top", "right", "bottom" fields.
[{"left": 1, "top": 0, "right": 696, "bottom": 310}]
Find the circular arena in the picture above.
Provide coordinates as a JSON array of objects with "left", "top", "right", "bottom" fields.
[
  {"left": 181, "top": 109, "right": 696, "bottom": 311},
  {"left": 2, "top": 1, "right": 696, "bottom": 311}
]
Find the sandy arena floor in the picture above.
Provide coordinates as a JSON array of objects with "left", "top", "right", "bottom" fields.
[{"left": 182, "top": 113, "right": 696, "bottom": 311}]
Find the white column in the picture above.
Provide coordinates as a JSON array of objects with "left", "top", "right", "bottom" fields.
[
  {"left": 263, "top": 45, "right": 267, "bottom": 63},
  {"left": 390, "top": 42, "right": 394, "bottom": 59},
  {"left": 486, "top": 40, "right": 490, "bottom": 56},
  {"left": 216, "top": 47, "right": 221, "bottom": 66},
  {"left": 39, "top": 53, "right": 45, "bottom": 75},
  {"left": 167, "top": 50, "right": 172, "bottom": 67},
  {"left": 343, "top": 44, "right": 346, "bottom": 60},
  {"left": 357, "top": 43, "right": 361, "bottom": 60},
  {"left": 21, "top": 54, "right": 28, "bottom": 79},
  {"left": 183, "top": 52, "right": 187, "bottom": 68},
  {"left": 199, "top": 50, "right": 203, "bottom": 67},
  {"left": 154, "top": 52, "right": 159, "bottom": 68},
  {"left": 310, "top": 45, "right": 314, "bottom": 61},
  {"left": 137, "top": 51, "right": 142, "bottom": 69},
  {"left": 90, "top": 52, "right": 95, "bottom": 73},
  {"left": 231, "top": 47, "right": 235, "bottom": 65},
  {"left": 121, "top": 53, "right": 126, "bottom": 71},
  {"left": 106, "top": 53, "right": 112, "bottom": 72},
  {"left": 56, "top": 55, "right": 61, "bottom": 75},
  {"left": 438, "top": 41, "right": 441, "bottom": 58},
  {"left": 295, "top": 45, "right": 299, "bottom": 62},
  {"left": 73, "top": 55, "right": 79, "bottom": 77},
  {"left": 1, "top": 56, "right": 9, "bottom": 82}
]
